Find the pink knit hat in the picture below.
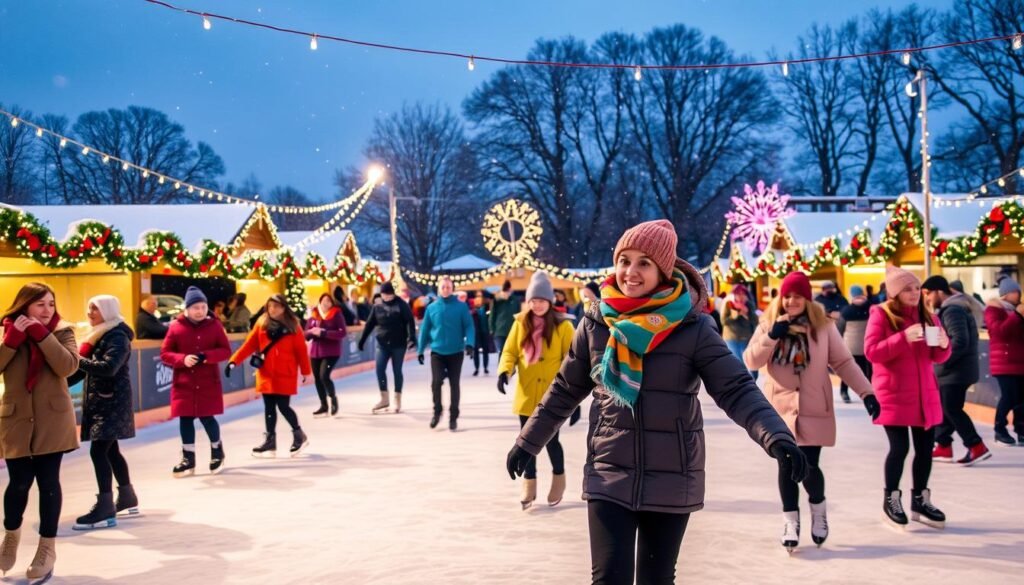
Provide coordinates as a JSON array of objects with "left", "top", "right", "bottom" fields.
[
  {"left": 613, "top": 220, "right": 678, "bottom": 279},
  {"left": 885, "top": 265, "right": 920, "bottom": 296}
]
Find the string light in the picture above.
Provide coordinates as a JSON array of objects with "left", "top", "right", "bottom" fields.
[
  {"left": 902, "top": 52, "right": 912, "bottom": 65},
  {"left": 310, "top": 34, "right": 318, "bottom": 51},
  {"left": 35, "top": 128, "right": 42, "bottom": 137},
  {"left": 1014, "top": 34, "right": 1023, "bottom": 51},
  {"left": 81, "top": 146, "right": 90, "bottom": 156},
  {"left": 59, "top": 138, "right": 67, "bottom": 148},
  {"left": 467, "top": 56, "right": 475, "bottom": 71},
  {"left": 202, "top": 14, "right": 211, "bottom": 30},
  {"left": 782, "top": 62, "right": 789, "bottom": 76},
  {"left": 9, "top": 117, "right": 17, "bottom": 128},
  {"left": 634, "top": 66, "right": 642, "bottom": 81}
]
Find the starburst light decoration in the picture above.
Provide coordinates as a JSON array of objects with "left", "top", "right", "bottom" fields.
[
  {"left": 725, "top": 181, "right": 795, "bottom": 254},
  {"left": 480, "top": 199, "right": 543, "bottom": 266}
]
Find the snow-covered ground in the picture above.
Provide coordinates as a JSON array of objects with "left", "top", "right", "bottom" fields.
[{"left": 10, "top": 363, "right": 1023, "bottom": 584}]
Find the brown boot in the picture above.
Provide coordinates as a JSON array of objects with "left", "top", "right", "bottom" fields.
[
  {"left": 26, "top": 536, "right": 55, "bottom": 582},
  {"left": 394, "top": 393, "right": 402, "bottom": 414},
  {"left": 0, "top": 528, "right": 19, "bottom": 575},
  {"left": 548, "top": 473, "right": 567, "bottom": 507},
  {"left": 521, "top": 478, "right": 537, "bottom": 511}
]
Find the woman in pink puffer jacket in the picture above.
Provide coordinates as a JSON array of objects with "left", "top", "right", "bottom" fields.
[{"left": 864, "top": 266, "right": 950, "bottom": 531}]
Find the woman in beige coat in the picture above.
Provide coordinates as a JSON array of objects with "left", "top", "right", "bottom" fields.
[
  {"left": 0, "top": 283, "right": 80, "bottom": 583},
  {"left": 744, "top": 272, "right": 879, "bottom": 553}
]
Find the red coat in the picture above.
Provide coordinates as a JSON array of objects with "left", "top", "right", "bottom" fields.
[
  {"left": 161, "top": 315, "right": 232, "bottom": 417},
  {"left": 864, "top": 304, "right": 950, "bottom": 429},
  {"left": 230, "top": 325, "right": 312, "bottom": 396},
  {"left": 984, "top": 303, "right": 1024, "bottom": 376}
]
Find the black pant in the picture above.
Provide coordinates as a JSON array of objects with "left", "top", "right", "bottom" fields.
[
  {"left": 430, "top": 352, "right": 463, "bottom": 420},
  {"left": 778, "top": 446, "right": 825, "bottom": 511},
  {"left": 263, "top": 394, "right": 300, "bottom": 433},
  {"left": 90, "top": 440, "right": 132, "bottom": 493},
  {"left": 375, "top": 343, "right": 407, "bottom": 393},
  {"left": 994, "top": 375, "right": 1024, "bottom": 434},
  {"left": 311, "top": 356, "right": 340, "bottom": 406},
  {"left": 935, "top": 383, "right": 982, "bottom": 448},
  {"left": 840, "top": 355, "right": 872, "bottom": 396},
  {"left": 518, "top": 415, "right": 564, "bottom": 479},
  {"left": 179, "top": 416, "right": 221, "bottom": 445},
  {"left": 473, "top": 346, "right": 489, "bottom": 373},
  {"left": 588, "top": 500, "right": 689, "bottom": 585},
  {"left": 4, "top": 453, "right": 64, "bottom": 538},
  {"left": 884, "top": 426, "right": 934, "bottom": 492}
]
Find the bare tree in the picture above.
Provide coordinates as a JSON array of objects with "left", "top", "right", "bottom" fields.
[{"left": 0, "top": 104, "right": 38, "bottom": 204}]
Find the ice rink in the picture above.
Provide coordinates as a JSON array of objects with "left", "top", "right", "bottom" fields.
[{"left": 12, "top": 361, "right": 1024, "bottom": 584}]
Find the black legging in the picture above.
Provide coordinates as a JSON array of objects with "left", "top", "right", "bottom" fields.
[
  {"left": 778, "top": 445, "right": 824, "bottom": 511},
  {"left": 518, "top": 415, "right": 564, "bottom": 479},
  {"left": 311, "top": 356, "right": 339, "bottom": 405},
  {"left": 179, "top": 416, "right": 221, "bottom": 445},
  {"left": 4, "top": 453, "right": 64, "bottom": 538},
  {"left": 90, "top": 440, "right": 131, "bottom": 493},
  {"left": 263, "top": 394, "right": 300, "bottom": 433},
  {"left": 473, "top": 346, "right": 489, "bottom": 372},
  {"left": 884, "top": 426, "right": 934, "bottom": 492},
  {"left": 588, "top": 500, "right": 689, "bottom": 585}
]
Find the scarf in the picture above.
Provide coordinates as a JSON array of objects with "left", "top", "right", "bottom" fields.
[
  {"left": 592, "top": 270, "right": 693, "bottom": 408},
  {"left": 311, "top": 306, "right": 339, "bottom": 323},
  {"left": 2, "top": 312, "right": 63, "bottom": 393},
  {"left": 771, "top": 314, "right": 811, "bottom": 374},
  {"left": 79, "top": 318, "right": 124, "bottom": 358},
  {"left": 523, "top": 313, "right": 546, "bottom": 365}
]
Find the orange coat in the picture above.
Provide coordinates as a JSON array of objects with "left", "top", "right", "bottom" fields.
[{"left": 230, "top": 326, "right": 312, "bottom": 396}]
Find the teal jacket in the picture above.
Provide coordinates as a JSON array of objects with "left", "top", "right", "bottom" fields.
[{"left": 418, "top": 296, "right": 475, "bottom": 356}]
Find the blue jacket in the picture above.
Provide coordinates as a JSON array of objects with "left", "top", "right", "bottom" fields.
[{"left": 418, "top": 296, "right": 475, "bottom": 356}]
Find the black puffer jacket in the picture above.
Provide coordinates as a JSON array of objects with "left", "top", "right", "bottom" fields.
[
  {"left": 935, "top": 297, "right": 979, "bottom": 386},
  {"left": 69, "top": 322, "right": 136, "bottom": 441},
  {"left": 517, "top": 261, "right": 794, "bottom": 514},
  {"left": 358, "top": 297, "right": 416, "bottom": 350}
]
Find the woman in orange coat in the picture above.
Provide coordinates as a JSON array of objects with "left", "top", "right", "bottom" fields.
[{"left": 226, "top": 295, "right": 312, "bottom": 458}]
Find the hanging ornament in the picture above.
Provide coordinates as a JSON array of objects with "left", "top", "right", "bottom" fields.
[{"left": 725, "top": 181, "right": 795, "bottom": 254}]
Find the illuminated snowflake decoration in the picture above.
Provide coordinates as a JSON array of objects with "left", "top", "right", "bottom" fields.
[
  {"left": 481, "top": 199, "right": 543, "bottom": 266},
  {"left": 725, "top": 181, "right": 795, "bottom": 254}
]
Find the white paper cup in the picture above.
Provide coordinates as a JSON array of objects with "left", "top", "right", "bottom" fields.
[{"left": 925, "top": 326, "right": 940, "bottom": 347}]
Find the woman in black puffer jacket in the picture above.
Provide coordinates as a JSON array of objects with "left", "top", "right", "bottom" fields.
[
  {"left": 506, "top": 220, "right": 806, "bottom": 585},
  {"left": 69, "top": 295, "right": 138, "bottom": 531}
]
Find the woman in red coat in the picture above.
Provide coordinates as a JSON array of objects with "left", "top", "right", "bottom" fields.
[
  {"left": 160, "top": 287, "right": 233, "bottom": 478},
  {"left": 864, "top": 267, "right": 950, "bottom": 531},
  {"left": 228, "top": 294, "right": 312, "bottom": 457},
  {"left": 983, "top": 277, "right": 1024, "bottom": 446}
]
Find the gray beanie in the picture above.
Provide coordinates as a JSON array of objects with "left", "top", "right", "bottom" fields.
[
  {"left": 184, "top": 286, "right": 207, "bottom": 308},
  {"left": 998, "top": 277, "right": 1021, "bottom": 298},
  {"left": 526, "top": 271, "right": 555, "bottom": 303}
]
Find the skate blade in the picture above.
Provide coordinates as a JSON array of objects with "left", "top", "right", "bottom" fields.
[
  {"left": 521, "top": 501, "right": 534, "bottom": 511},
  {"left": 548, "top": 498, "right": 563, "bottom": 507},
  {"left": 210, "top": 465, "right": 226, "bottom": 475},
  {"left": 290, "top": 442, "right": 309, "bottom": 457},
  {"left": 251, "top": 451, "right": 277, "bottom": 459},
  {"left": 372, "top": 408, "right": 391, "bottom": 414},
  {"left": 29, "top": 569, "right": 53, "bottom": 585},
  {"left": 882, "top": 514, "right": 908, "bottom": 532},
  {"left": 117, "top": 508, "right": 142, "bottom": 518},
  {"left": 313, "top": 413, "right": 330, "bottom": 419},
  {"left": 911, "top": 513, "right": 945, "bottom": 529},
  {"left": 172, "top": 469, "right": 195, "bottom": 479},
  {"left": 72, "top": 518, "right": 117, "bottom": 531}
]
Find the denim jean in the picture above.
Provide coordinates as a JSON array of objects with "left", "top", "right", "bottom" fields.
[{"left": 375, "top": 343, "right": 407, "bottom": 394}]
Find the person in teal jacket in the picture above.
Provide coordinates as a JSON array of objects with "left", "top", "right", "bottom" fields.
[{"left": 418, "top": 277, "right": 475, "bottom": 431}]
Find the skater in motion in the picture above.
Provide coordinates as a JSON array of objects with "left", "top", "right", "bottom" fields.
[
  {"left": 228, "top": 294, "right": 312, "bottom": 457},
  {"left": 358, "top": 282, "right": 416, "bottom": 414},
  {"left": 865, "top": 267, "right": 950, "bottom": 530},
  {"left": 161, "top": 286, "right": 232, "bottom": 478},
  {"left": 69, "top": 295, "right": 140, "bottom": 531},
  {"left": 505, "top": 220, "right": 804, "bottom": 585},
  {"left": 0, "top": 283, "right": 80, "bottom": 583},
  {"left": 418, "top": 277, "right": 475, "bottom": 431},
  {"left": 744, "top": 272, "right": 879, "bottom": 552},
  {"left": 984, "top": 276, "right": 1024, "bottom": 446},
  {"left": 304, "top": 293, "right": 346, "bottom": 418},
  {"left": 496, "top": 271, "right": 576, "bottom": 510}
]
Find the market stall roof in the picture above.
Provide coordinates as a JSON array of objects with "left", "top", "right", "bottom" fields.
[
  {"left": 780, "top": 211, "right": 877, "bottom": 245},
  {"left": 278, "top": 229, "right": 354, "bottom": 264},
  {"left": 432, "top": 254, "right": 499, "bottom": 271},
  {"left": 901, "top": 193, "right": 1015, "bottom": 238}
]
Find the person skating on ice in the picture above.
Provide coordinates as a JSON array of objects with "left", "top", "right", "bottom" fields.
[
  {"left": 496, "top": 271, "right": 577, "bottom": 510},
  {"left": 418, "top": 277, "right": 475, "bottom": 431},
  {"left": 160, "top": 286, "right": 232, "bottom": 477},
  {"left": 69, "top": 295, "right": 140, "bottom": 530},
  {"left": 505, "top": 220, "right": 804, "bottom": 585},
  {"left": 227, "top": 294, "right": 313, "bottom": 457},
  {"left": 983, "top": 276, "right": 1024, "bottom": 447},
  {"left": 358, "top": 282, "right": 416, "bottom": 414},
  {"left": 744, "top": 272, "right": 879, "bottom": 552},
  {"left": 304, "top": 293, "right": 346, "bottom": 418},
  {"left": 864, "top": 266, "right": 951, "bottom": 530},
  {"left": 0, "top": 283, "right": 80, "bottom": 583},
  {"left": 838, "top": 285, "right": 872, "bottom": 404}
]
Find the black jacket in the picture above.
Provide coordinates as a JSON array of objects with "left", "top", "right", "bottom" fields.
[
  {"left": 69, "top": 322, "right": 137, "bottom": 441},
  {"left": 358, "top": 298, "right": 416, "bottom": 350},
  {"left": 936, "top": 298, "right": 979, "bottom": 386},
  {"left": 135, "top": 309, "right": 168, "bottom": 340},
  {"left": 815, "top": 292, "right": 849, "bottom": 314}
]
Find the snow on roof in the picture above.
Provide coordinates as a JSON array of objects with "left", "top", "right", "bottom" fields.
[
  {"left": 780, "top": 211, "right": 877, "bottom": 245},
  {"left": 901, "top": 193, "right": 1011, "bottom": 238},
  {"left": 9, "top": 203, "right": 256, "bottom": 251},
  {"left": 432, "top": 254, "right": 498, "bottom": 271},
  {"left": 277, "top": 229, "right": 353, "bottom": 263}
]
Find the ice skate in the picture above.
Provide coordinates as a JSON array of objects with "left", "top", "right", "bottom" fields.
[
  {"left": 330, "top": 395, "right": 339, "bottom": 417},
  {"left": 210, "top": 444, "right": 226, "bottom": 475},
  {"left": 521, "top": 478, "right": 537, "bottom": 511},
  {"left": 393, "top": 393, "right": 402, "bottom": 414},
  {"left": 172, "top": 449, "right": 196, "bottom": 478},
  {"left": 26, "top": 536, "right": 55, "bottom": 584},
  {"left": 911, "top": 488, "right": 946, "bottom": 529},
  {"left": 429, "top": 413, "right": 441, "bottom": 429},
  {"left": 312, "top": 404, "right": 329, "bottom": 418},
  {"left": 883, "top": 489, "right": 908, "bottom": 531},
  {"left": 548, "top": 473, "right": 566, "bottom": 507},
  {"left": 809, "top": 501, "right": 828, "bottom": 547},
  {"left": 372, "top": 391, "right": 390, "bottom": 414},
  {"left": 252, "top": 432, "right": 277, "bottom": 458},
  {"left": 1, "top": 528, "right": 20, "bottom": 576},
  {"left": 781, "top": 511, "right": 800, "bottom": 554},
  {"left": 290, "top": 427, "right": 309, "bottom": 456},
  {"left": 73, "top": 493, "right": 117, "bottom": 531},
  {"left": 116, "top": 484, "right": 140, "bottom": 517}
]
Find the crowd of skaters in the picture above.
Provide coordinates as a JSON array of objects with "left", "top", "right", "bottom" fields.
[{"left": 0, "top": 219, "right": 1022, "bottom": 584}]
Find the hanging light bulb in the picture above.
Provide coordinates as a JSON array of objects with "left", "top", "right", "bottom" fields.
[
  {"left": 101, "top": 155, "right": 110, "bottom": 164},
  {"left": 902, "top": 52, "right": 912, "bottom": 65},
  {"left": 10, "top": 118, "right": 18, "bottom": 128},
  {"left": 122, "top": 162, "right": 129, "bottom": 171},
  {"left": 782, "top": 62, "right": 789, "bottom": 76},
  {"left": 35, "top": 128, "right": 43, "bottom": 137},
  {"left": 905, "top": 80, "right": 918, "bottom": 97},
  {"left": 1014, "top": 34, "right": 1023, "bottom": 51},
  {"left": 174, "top": 181, "right": 182, "bottom": 189},
  {"left": 202, "top": 14, "right": 212, "bottom": 30},
  {"left": 158, "top": 175, "right": 165, "bottom": 185},
  {"left": 467, "top": 56, "right": 475, "bottom": 71},
  {"left": 142, "top": 170, "right": 149, "bottom": 179},
  {"left": 310, "top": 34, "right": 318, "bottom": 51},
  {"left": 981, "top": 185, "right": 988, "bottom": 194},
  {"left": 59, "top": 138, "right": 67, "bottom": 148},
  {"left": 634, "top": 66, "right": 643, "bottom": 81},
  {"left": 998, "top": 178, "right": 1007, "bottom": 187},
  {"left": 81, "top": 146, "right": 90, "bottom": 156}
]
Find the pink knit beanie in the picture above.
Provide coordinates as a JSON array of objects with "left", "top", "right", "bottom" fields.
[
  {"left": 613, "top": 220, "right": 678, "bottom": 279},
  {"left": 885, "top": 265, "right": 920, "bottom": 296}
]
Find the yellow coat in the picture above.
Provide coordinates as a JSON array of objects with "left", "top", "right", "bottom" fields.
[{"left": 498, "top": 315, "right": 575, "bottom": 417}]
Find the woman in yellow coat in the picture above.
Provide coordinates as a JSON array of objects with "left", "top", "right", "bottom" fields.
[{"left": 497, "top": 272, "right": 575, "bottom": 510}]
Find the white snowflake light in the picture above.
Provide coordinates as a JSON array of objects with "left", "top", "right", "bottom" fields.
[{"left": 725, "top": 180, "right": 795, "bottom": 254}]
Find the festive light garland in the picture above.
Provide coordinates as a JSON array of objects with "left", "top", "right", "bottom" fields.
[{"left": 143, "top": 0, "right": 1023, "bottom": 74}]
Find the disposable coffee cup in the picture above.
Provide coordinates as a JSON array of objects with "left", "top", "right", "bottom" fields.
[{"left": 925, "top": 326, "right": 940, "bottom": 347}]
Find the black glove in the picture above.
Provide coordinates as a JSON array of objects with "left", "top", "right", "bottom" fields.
[
  {"left": 223, "top": 362, "right": 235, "bottom": 377},
  {"left": 497, "top": 373, "right": 509, "bottom": 394},
  {"left": 769, "top": 441, "right": 809, "bottom": 483},
  {"left": 506, "top": 445, "right": 534, "bottom": 480},
  {"left": 569, "top": 406, "right": 582, "bottom": 426},
  {"left": 195, "top": 352, "right": 207, "bottom": 365},
  {"left": 465, "top": 345, "right": 474, "bottom": 357},
  {"left": 768, "top": 319, "right": 790, "bottom": 340},
  {"left": 418, "top": 354, "right": 425, "bottom": 365},
  {"left": 863, "top": 394, "right": 881, "bottom": 420}
]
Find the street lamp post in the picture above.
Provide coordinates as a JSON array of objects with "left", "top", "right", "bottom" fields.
[{"left": 906, "top": 69, "right": 932, "bottom": 278}]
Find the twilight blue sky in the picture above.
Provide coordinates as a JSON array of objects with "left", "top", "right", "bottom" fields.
[{"left": 1, "top": 0, "right": 948, "bottom": 202}]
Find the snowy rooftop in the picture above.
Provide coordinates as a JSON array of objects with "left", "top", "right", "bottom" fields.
[
  {"left": 433, "top": 253, "right": 499, "bottom": 271},
  {"left": 780, "top": 211, "right": 877, "bottom": 244},
  {"left": 278, "top": 229, "right": 353, "bottom": 263},
  {"left": 901, "top": 193, "right": 1010, "bottom": 238}
]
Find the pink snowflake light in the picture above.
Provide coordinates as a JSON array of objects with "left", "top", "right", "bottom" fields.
[{"left": 725, "top": 181, "right": 795, "bottom": 254}]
